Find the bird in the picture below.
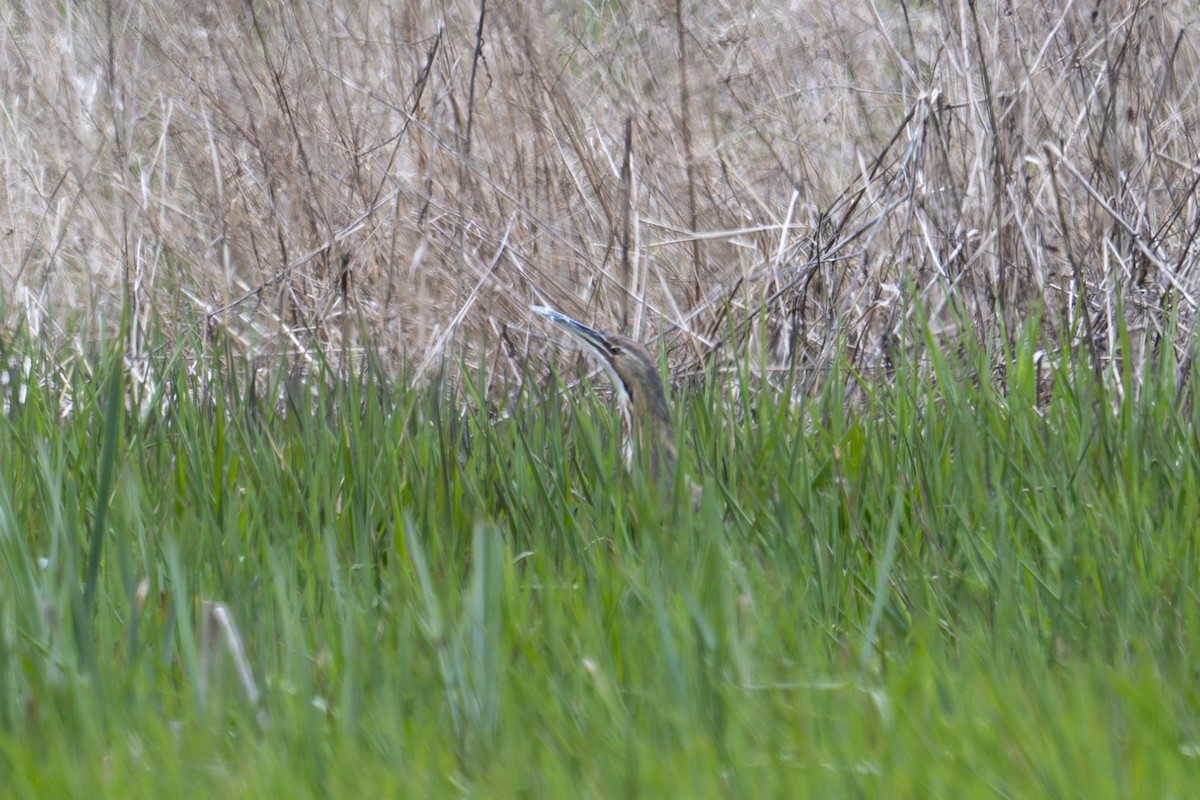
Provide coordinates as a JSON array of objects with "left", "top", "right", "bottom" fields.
[{"left": 532, "top": 305, "right": 702, "bottom": 507}]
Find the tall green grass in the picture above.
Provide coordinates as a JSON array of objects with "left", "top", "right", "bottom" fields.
[{"left": 0, "top": 322, "right": 1196, "bottom": 796}]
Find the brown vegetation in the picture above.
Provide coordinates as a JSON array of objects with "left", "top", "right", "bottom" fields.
[{"left": 2, "top": 1, "right": 1199, "bottom": 395}]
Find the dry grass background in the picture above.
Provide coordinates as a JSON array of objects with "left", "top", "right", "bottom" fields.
[{"left": 2, "top": 0, "right": 1200, "bottom": 398}]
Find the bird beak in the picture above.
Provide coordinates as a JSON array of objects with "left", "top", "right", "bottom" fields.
[
  {"left": 531, "top": 305, "right": 629, "bottom": 403},
  {"left": 531, "top": 305, "right": 619, "bottom": 363}
]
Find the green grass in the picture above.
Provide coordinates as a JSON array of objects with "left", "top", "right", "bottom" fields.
[{"left": 0, "top": 323, "right": 1197, "bottom": 797}]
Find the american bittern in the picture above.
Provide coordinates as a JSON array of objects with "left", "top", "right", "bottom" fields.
[{"left": 532, "top": 305, "right": 701, "bottom": 506}]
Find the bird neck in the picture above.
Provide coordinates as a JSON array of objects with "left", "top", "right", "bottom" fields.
[{"left": 627, "top": 407, "right": 677, "bottom": 482}]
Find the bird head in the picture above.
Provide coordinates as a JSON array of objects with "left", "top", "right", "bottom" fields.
[{"left": 532, "top": 305, "right": 677, "bottom": 480}]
